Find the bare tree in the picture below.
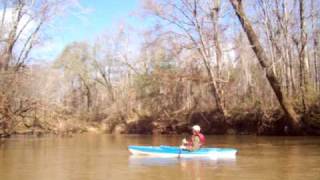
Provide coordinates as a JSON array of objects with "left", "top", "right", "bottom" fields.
[
  {"left": 143, "top": 0, "right": 227, "bottom": 116},
  {"left": 229, "top": 0, "right": 300, "bottom": 131},
  {"left": 54, "top": 42, "right": 95, "bottom": 112},
  {"left": 0, "top": 0, "right": 85, "bottom": 136},
  {"left": 310, "top": 0, "right": 320, "bottom": 91},
  {"left": 92, "top": 42, "right": 115, "bottom": 103},
  {"left": 0, "top": 0, "right": 76, "bottom": 71},
  {"left": 298, "top": 0, "right": 307, "bottom": 112}
]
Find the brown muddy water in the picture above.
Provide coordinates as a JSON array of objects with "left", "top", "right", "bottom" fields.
[{"left": 0, "top": 134, "right": 319, "bottom": 180}]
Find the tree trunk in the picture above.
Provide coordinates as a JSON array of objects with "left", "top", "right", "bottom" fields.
[
  {"left": 288, "top": 44, "right": 296, "bottom": 94},
  {"left": 191, "top": 0, "right": 226, "bottom": 117},
  {"left": 204, "top": 60, "right": 226, "bottom": 116},
  {"left": 229, "top": 0, "right": 300, "bottom": 131},
  {"left": 211, "top": 0, "right": 222, "bottom": 81},
  {"left": 299, "top": 0, "right": 307, "bottom": 112},
  {"left": 210, "top": 0, "right": 226, "bottom": 115},
  {"left": 315, "top": 36, "right": 319, "bottom": 91},
  {"left": 0, "top": 1, "right": 24, "bottom": 71},
  {"left": 311, "top": 0, "right": 319, "bottom": 92}
]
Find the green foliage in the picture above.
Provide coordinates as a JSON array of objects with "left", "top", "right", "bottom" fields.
[
  {"left": 133, "top": 45, "right": 177, "bottom": 100},
  {"left": 133, "top": 73, "right": 160, "bottom": 99},
  {"left": 53, "top": 42, "right": 93, "bottom": 81}
]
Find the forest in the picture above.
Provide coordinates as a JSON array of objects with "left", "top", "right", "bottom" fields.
[{"left": 0, "top": 0, "right": 320, "bottom": 137}]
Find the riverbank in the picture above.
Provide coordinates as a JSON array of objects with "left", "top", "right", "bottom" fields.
[
  {"left": 1, "top": 102, "right": 320, "bottom": 138},
  {"left": 124, "top": 104, "right": 320, "bottom": 136}
]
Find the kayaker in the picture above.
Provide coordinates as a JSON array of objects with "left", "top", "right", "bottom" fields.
[{"left": 180, "top": 125, "right": 205, "bottom": 151}]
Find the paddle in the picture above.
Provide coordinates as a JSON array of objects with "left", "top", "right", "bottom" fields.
[{"left": 178, "top": 137, "right": 188, "bottom": 158}]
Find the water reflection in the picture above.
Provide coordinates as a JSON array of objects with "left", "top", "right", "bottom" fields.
[
  {"left": 129, "top": 155, "right": 236, "bottom": 166},
  {"left": 1, "top": 135, "right": 319, "bottom": 180},
  {"left": 129, "top": 156, "right": 236, "bottom": 180}
]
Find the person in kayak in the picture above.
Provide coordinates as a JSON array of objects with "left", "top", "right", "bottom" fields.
[{"left": 180, "top": 125, "right": 205, "bottom": 151}]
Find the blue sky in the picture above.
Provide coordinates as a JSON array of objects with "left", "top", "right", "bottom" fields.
[
  {"left": 61, "top": 0, "right": 140, "bottom": 41},
  {"left": 34, "top": 0, "right": 144, "bottom": 61}
]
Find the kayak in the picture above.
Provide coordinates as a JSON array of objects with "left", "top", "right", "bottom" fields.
[{"left": 128, "top": 145, "right": 237, "bottom": 158}]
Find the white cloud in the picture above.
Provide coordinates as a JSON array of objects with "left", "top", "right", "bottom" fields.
[
  {"left": 30, "top": 38, "right": 65, "bottom": 62},
  {"left": 0, "top": 7, "right": 42, "bottom": 62},
  {"left": 0, "top": 7, "right": 38, "bottom": 40}
]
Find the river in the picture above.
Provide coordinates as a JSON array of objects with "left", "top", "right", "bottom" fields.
[{"left": 0, "top": 134, "right": 319, "bottom": 180}]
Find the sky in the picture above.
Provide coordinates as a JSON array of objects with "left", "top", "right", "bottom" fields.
[{"left": 33, "top": 0, "right": 144, "bottom": 62}]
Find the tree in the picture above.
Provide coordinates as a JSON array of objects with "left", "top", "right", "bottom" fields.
[
  {"left": 55, "top": 42, "right": 95, "bottom": 112},
  {"left": 143, "top": 0, "right": 228, "bottom": 116},
  {"left": 298, "top": 0, "right": 307, "bottom": 112},
  {"left": 0, "top": 0, "right": 66, "bottom": 71},
  {"left": 229, "top": 0, "right": 300, "bottom": 132}
]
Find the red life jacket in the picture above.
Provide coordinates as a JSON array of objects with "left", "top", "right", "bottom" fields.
[
  {"left": 189, "top": 132, "right": 205, "bottom": 147},
  {"left": 196, "top": 132, "right": 205, "bottom": 146}
]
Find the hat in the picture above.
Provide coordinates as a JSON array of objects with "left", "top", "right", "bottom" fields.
[{"left": 192, "top": 125, "right": 201, "bottom": 132}]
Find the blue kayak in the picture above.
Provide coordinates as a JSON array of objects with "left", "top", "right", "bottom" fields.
[{"left": 128, "top": 145, "right": 237, "bottom": 158}]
